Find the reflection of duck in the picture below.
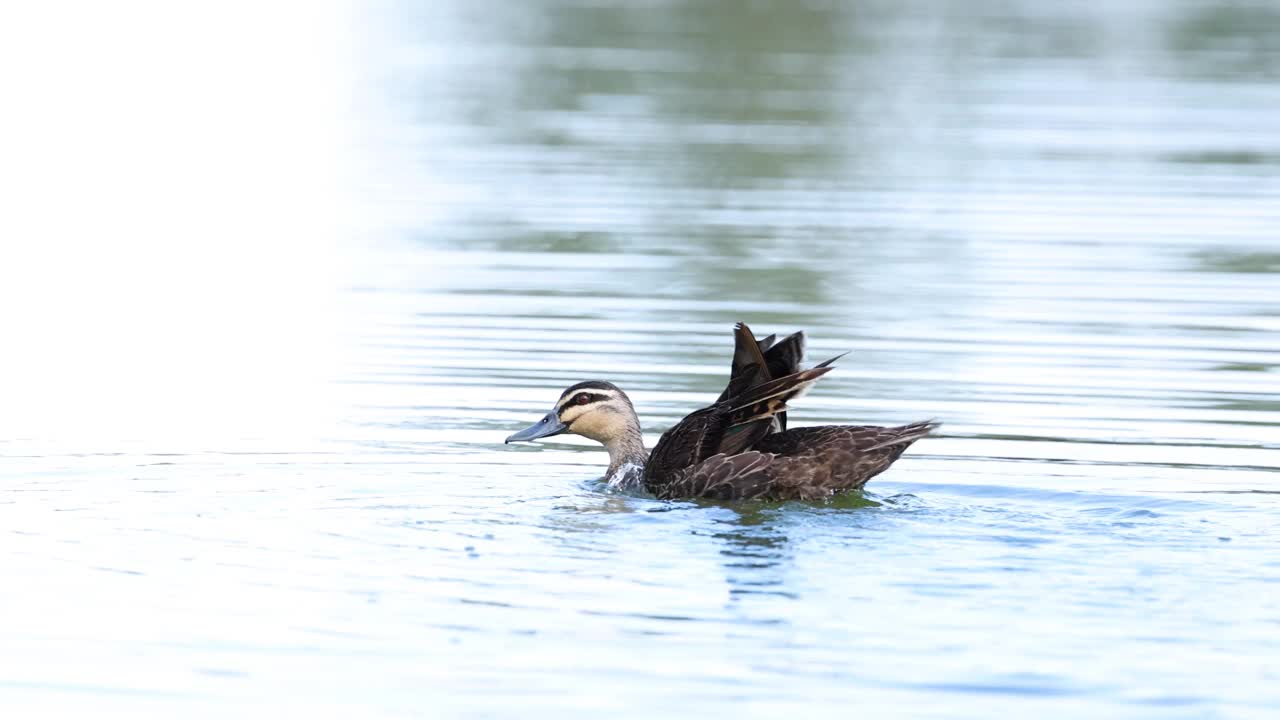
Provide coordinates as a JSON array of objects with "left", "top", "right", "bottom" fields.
[{"left": 506, "top": 323, "right": 938, "bottom": 501}]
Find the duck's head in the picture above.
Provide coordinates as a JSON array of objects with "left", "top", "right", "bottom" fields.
[{"left": 505, "top": 380, "right": 639, "bottom": 446}]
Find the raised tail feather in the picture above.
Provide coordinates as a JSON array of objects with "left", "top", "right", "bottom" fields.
[
  {"left": 720, "top": 323, "right": 773, "bottom": 402},
  {"left": 725, "top": 364, "right": 835, "bottom": 426},
  {"left": 762, "top": 331, "right": 806, "bottom": 380},
  {"left": 762, "top": 332, "right": 806, "bottom": 431},
  {"left": 721, "top": 324, "right": 814, "bottom": 398},
  {"left": 712, "top": 364, "right": 836, "bottom": 456},
  {"left": 720, "top": 323, "right": 818, "bottom": 430},
  {"left": 814, "top": 350, "right": 849, "bottom": 369}
]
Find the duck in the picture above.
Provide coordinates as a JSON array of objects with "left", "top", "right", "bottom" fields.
[{"left": 505, "top": 323, "right": 938, "bottom": 501}]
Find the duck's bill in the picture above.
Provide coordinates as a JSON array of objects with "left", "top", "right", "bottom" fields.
[{"left": 505, "top": 411, "right": 568, "bottom": 443}]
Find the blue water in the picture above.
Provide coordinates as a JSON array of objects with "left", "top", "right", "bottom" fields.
[{"left": 2, "top": 0, "right": 1279, "bottom": 717}]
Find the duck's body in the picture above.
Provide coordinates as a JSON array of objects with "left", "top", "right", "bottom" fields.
[{"left": 506, "top": 323, "right": 937, "bottom": 501}]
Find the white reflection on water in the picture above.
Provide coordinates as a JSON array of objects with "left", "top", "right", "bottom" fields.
[{"left": 0, "top": 1, "right": 351, "bottom": 448}]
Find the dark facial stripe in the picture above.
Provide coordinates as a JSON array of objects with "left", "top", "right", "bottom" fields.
[{"left": 558, "top": 391, "right": 610, "bottom": 414}]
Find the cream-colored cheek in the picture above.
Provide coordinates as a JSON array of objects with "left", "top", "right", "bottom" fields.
[
  {"left": 559, "top": 405, "right": 584, "bottom": 424},
  {"left": 569, "top": 411, "right": 623, "bottom": 442}
]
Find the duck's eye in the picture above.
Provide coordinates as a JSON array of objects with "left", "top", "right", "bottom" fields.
[{"left": 575, "top": 394, "right": 591, "bottom": 405}]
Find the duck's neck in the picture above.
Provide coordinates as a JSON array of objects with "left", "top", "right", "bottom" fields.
[{"left": 604, "top": 423, "right": 647, "bottom": 489}]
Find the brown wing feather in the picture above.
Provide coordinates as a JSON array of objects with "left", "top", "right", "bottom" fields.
[{"left": 657, "top": 451, "right": 776, "bottom": 501}]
